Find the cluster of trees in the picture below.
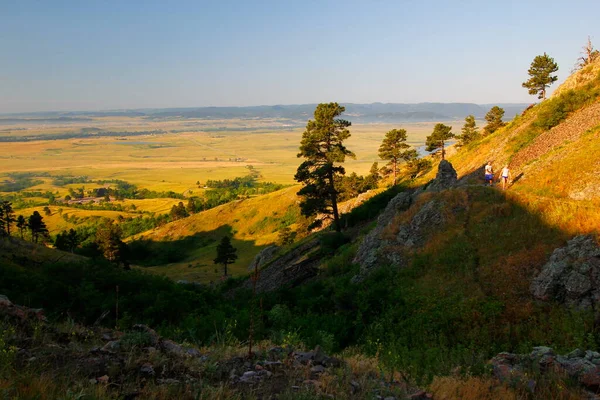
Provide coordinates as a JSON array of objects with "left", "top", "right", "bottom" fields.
[
  {"left": 0, "top": 201, "right": 49, "bottom": 243},
  {"left": 295, "top": 103, "right": 432, "bottom": 232}
]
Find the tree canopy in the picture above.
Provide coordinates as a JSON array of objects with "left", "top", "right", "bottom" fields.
[
  {"left": 456, "top": 115, "right": 480, "bottom": 147},
  {"left": 425, "top": 123, "right": 454, "bottom": 159},
  {"left": 378, "top": 129, "right": 416, "bottom": 185},
  {"left": 295, "top": 102, "right": 355, "bottom": 232},
  {"left": 483, "top": 106, "right": 506, "bottom": 135},
  {"left": 28, "top": 211, "right": 48, "bottom": 243},
  {"left": 522, "top": 52, "right": 559, "bottom": 100}
]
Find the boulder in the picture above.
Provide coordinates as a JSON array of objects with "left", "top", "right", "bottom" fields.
[
  {"left": 426, "top": 160, "right": 457, "bottom": 192},
  {"left": 531, "top": 235, "right": 600, "bottom": 309},
  {"left": 247, "top": 245, "right": 279, "bottom": 272}
]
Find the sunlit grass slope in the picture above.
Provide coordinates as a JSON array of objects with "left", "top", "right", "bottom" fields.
[{"left": 132, "top": 186, "right": 301, "bottom": 283}]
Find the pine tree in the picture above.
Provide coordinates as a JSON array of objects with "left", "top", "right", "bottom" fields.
[
  {"left": 456, "top": 115, "right": 480, "bottom": 147},
  {"left": 214, "top": 236, "right": 238, "bottom": 277},
  {"left": 28, "top": 211, "right": 48, "bottom": 243},
  {"left": 16, "top": 215, "right": 26, "bottom": 239},
  {"left": 483, "top": 106, "right": 506, "bottom": 135},
  {"left": 378, "top": 129, "right": 417, "bottom": 185},
  {"left": 295, "top": 103, "right": 355, "bottom": 232},
  {"left": 425, "top": 124, "right": 454, "bottom": 159},
  {"left": 522, "top": 53, "right": 559, "bottom": 100},
  {"left": 186, "top": 198, "right": 197, "bottom": 214},
  {"left": 95, "top": 222, "right": 125, "bottom": 263},
  {"left": 1, "top": 201, "right": 15, "bottom": 237}
]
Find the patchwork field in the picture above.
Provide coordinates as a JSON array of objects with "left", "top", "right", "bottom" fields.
[{"left": 0, "top": 116, "right": 462, "bottom": 193}]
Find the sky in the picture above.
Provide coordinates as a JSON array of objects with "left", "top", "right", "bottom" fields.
[{"left": 0, "top": 0, "right": 599, "bottom": 113}]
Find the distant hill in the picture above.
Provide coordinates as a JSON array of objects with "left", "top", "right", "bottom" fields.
[{"left": 1, "top": 102, "right": 529, "bottom": 123}]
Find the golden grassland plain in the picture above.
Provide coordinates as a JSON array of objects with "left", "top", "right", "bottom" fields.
[{"left": 0, "top": 116, "right": 462, "bottom": 194}]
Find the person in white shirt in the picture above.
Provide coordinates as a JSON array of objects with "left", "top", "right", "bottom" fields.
[
  {"left": 484, "top": 162, "right": 494, "bottom": 186},
  {"left": 501, "top": 165, "right": 511, "bottom": 190}
]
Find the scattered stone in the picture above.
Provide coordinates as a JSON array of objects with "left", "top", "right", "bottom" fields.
[
  {"left": 350, "top": 380, "right": 361, "bottom": 394},
  {"left": 96, "top": 375, "right": 109, "bottom": 384},
  {"left": 160, "top": 339, "right": 201, "bottom": 359},
  {"left": 409, "top": 391, "right": 433, "bottom": 400},
  {"left": 157, "top": 378, "right": 180, "bottom": 385},
  {"left": 491, "top": 347, "right": 600, "bottom": 391},
  {"left": 102, "top": 340, "right": 120, "bottom": 352},
  {"left": 139, "top": 363, "right": 155, "bottom": 376},
  {"left": 294, "top": 351, "right": 315, "bottom": 364},
  {"left": 310, "top": 365, "right": 326, "bottom": 374},
  {"left": 531, "top": 235, "right": 600, "bottom": 309},
  {"left": 0, "top": 294, "right": 47, "bottom": 322}
]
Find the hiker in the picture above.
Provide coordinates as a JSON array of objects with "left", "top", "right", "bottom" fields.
[
  {"left": 501, "top": 165, "right": 511, "bottom": 190},
  {"left": 484, "top": 161, "right": 494, "bottom": 186}
]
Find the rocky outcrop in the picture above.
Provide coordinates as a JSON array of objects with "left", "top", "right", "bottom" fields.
[
  {"left": 247, "top": 245, "right": 279, "bottom": 272},
  {"left": 352, "top": 192, "right": 413, "bottom": 281},
  {"left": 241, "top": 239, "right": 321, "bottom": 293},
  {"left": 426, "top": 159, "right": 457, "bottom": 192},
  {"left": 353, "top": 161, "right": 459, "bottom": 281},
  {"left": 491, "top": 346, "right": 600, "bottom": 391},
  {"left": 0, "top": 294, "right": 46, "bottom": 323},
  {"left": 531, "top": 235, "right": 600, "bottom": 309}
]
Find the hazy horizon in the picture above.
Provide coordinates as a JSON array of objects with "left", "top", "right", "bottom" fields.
[{"left": 2, "top": 0, "right": 598, "bottom": 113}]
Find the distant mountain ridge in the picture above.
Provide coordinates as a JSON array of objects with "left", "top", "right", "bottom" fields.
[{"left": 1, "top": 102, "right": 529, "bottom": 123}]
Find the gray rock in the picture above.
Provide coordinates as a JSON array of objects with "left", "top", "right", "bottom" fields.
[
  {"left": 426, "top": 160, "right": 457, "bottom": 192},
  {"left": 247, "top": 245, "right": 279, "bottom": 272},
  {"left": 352, "top": 192, "right": 413, "bottom": 281},
  {"left": 161, "top": 339, "right": 200, "bottom": 358},
  {"left": 139, "top": 363, "right": 155, "bottom": 376},
  {"left": 531, "top": 235, "right": 600, "bottom": 309},
  {"left": 311, "top": 365, "right": 326, "bottom": 374},
  {"left": 240, "top": 239, "right": 320, "bottom": 293},
  {"left": 102, "top": 341, "right": 121, "bottom": 352},
  {"left": 0, "top": 295, "right": 12, "bottom": 306}
]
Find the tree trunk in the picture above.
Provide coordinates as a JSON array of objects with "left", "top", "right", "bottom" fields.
[
  {"left": 542, "top": 87, "right": 546, "bottom": 100},
  {"left": 441, "top": 141, "right": 445, "bottom": 160},
  {"left": 223, "top": 262, "right": 228, "bottom": 277},
  {"left": 327, "top": 167, "right": 341, "bottom": 233},
  {"left": 393, "top": 159, "right": 397, "bottom": 185}
]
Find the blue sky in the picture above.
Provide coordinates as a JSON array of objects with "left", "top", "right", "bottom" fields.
[{"left": 1, "top": 0, "right": 598, "bottom": 112}]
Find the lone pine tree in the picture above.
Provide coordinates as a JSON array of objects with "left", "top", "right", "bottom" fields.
[
  {"left": 522, "top": 52, "right": 559, "bottom": 100},
  {"left": 214, "top": 236, "right": 238, "bottom": 277},
  {"left": 295, "top": 102, "right": 355, "bottom": 232}
]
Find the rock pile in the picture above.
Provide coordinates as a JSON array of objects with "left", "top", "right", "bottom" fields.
[
  {"left": 491, "top": 346, "right": 600, "bottom": 391},
  {"left": 531, "top": 235, "right": 600, "bottom": 309}
]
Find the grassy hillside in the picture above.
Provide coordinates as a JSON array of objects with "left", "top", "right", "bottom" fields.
[
  {"left": 130, "top": 186, "right": 302, "bottom": 282},
  {"left": 416, "top": 58, "right": 600, "bottom": 237}
]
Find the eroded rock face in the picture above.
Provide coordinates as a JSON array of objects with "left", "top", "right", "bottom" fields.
[
  {"left": 531, "top": 235, "right": 600, "bottom": 309},
  {"left": 241, "top": 239, "right": 321, "bottom": 293},
  {"left": 352, "top": 192, "right": 413, "bottom": 280},
  {"left": 352, "top": 161, "right": 460, "bottom": 282},
  {"left": 247, "top": 245, "right": 279, "bottom": 272},
  {"left": 426, "top": 159, "right": 457, "bottom": 192}
]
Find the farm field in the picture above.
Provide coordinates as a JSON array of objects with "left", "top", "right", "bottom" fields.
[{"left": 0, "top": 116, "right": 462, "bottom": 193}]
